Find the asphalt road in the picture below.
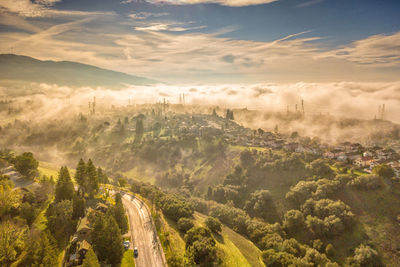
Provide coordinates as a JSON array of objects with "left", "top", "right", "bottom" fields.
[{"left": 122, "top": 195, "right": 165, "bottom": 267}]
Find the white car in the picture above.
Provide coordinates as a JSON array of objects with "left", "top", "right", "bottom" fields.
[{"left": 123, "top": 241, "right": 130, "bottom": 250}]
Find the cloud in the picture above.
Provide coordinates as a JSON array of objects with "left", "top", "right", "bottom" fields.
[
  {"left": 296, "top": 0, "right": 324, "bottom": 8},
  {"left": 0, "top": 12, "right": 43, "bottom": 32},
  {"left": 0, "top": 0, "right": 112, "bottom": 18},
  {"left": 129, "top": 12, "right": 169, "bottom": 20},
  {"left": 221, "top": 54, "right": 235, "bottom": 63},
  {"left": 147, "top": 0, "right": 278, "bottom": 7},
  {"left": 135, "top": 22, "right": 206, "bottom": 32},
  {"left": 318, "top": 32, "right": 400, "bottom": 67},
  {"left": 1, "top": 6, "right": 399, "bottom": 84}
]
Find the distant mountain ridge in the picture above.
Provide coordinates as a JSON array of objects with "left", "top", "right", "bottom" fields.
[{"left": 0, "top": 54, "right": 159, "bottom": 88}]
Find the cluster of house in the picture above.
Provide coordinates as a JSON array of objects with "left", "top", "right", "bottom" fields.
[
  {"left": 65, "top": 202, "right": 109, "bottom": 267},
  {"left": 224, "top": 126, "right": 400, "bottom": 178},
  {"left": 322, "top": 142, "right": 400, "bottom": 177},
  {"left": 141, "top": 114, "right": 400, "bottom": 178},
  {"left": 224, "top": 129, "right": 321, "bottom": 155}
]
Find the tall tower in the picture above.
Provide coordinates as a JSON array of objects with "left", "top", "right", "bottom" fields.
[
  {"left": 382, "top": 104, "right": 385, "bottom": 120},
  {"left": 301, "top": 99, "right": 305, "bottom": 115},
  {"left": 92, "top": 97, "right": 96, "bottom": 115},
  {"left": 183, "top": 93, "right": 185, "bottom": 105}
]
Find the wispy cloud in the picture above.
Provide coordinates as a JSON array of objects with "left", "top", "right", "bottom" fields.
[
  {"left": 0, "top": 0, "right": 112, "bottom": 18},
  {"left": 318, "top": 32, "right": 400, "bottom": 66},
  {"left": 147, "top": 0, "right": 279, "bottom": 7},
  {"left": 135, "top": 22, "right": 206, "bottom": 32},
  {"left": 296, "top": 0, "right": 324, "bottom": 8},
  {"left": 129, "top": 12, "right": 169, "bottom": 20},
  {"left": 1, "top": 3, "right": 399, "bottom": 84}
]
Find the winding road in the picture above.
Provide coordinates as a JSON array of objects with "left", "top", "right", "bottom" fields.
[{"left": 122, "top": 194, "right": 166, "bottom": 267}]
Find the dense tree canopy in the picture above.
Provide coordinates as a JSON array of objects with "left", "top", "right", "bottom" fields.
[
  {"left": 204, "top": 217, "right": 222, "bottom": 233},
  {"left": 184, "top": 226, "right": 218, "bottom": 264},
  {"left": 91, "top": 213, "right": 124, "bottom": 265},
  {"left": 372, "top": 164, "right": 394, "bottom": 179},
  {"left": 46, "top": 200, "right": 75, "bottom": 246},
  {"left": 0, "top": 220, "right": 26, "bottom": 266},
  {"left": 13, "top": 152, "right": 38, "bottom": 180}
]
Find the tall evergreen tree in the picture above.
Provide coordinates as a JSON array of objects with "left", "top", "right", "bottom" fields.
[
  {"left": 46, "top": 200, "right": 74, "bottom": 246},
  {"left": 86, "top": 159, "right": 99, "bottom": 198},
  {"left": 55, "top": 167, "right": 74, "bottom": 202},
  {"left": 82, "top": 247, "right": 100, "bottom": 267},
  {"left": 19, "top": 231, "right": 58, "bottom": 267},
  {"left": 97, "top": 167, "right": 108, "bottom": 184},
  {"left": 92, "top": 213, "right": 124, "bottom": 265},
  {"left": 72, "top": 194, "right": 86, "bottom": 220},
  {"left": 75, "top": 159, "right": 86, "bottom": 196},
  {"left": 110, "top": 193, "right": 128, "bottom": 234},
  {"left": 135, "top": 119, "right": 144, "bottom": 143}
]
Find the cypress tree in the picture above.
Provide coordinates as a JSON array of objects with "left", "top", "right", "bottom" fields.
[
  {"left": 75, "top": 159, "right": 86, "bottom": 196},
  {"left": 82, "top": 247, "right": 100, "bottom": 267},
  {"left": 55, "top": 167, "right": 74, "bottom": 202},
  {"left": 111, "top": 193, "right": 128, "bottom": 234},
  {"left": 92, "top": 213, "right": 124, "bottom": 265},
  {"left": 86, "top": 159, "right": 99, "bottom": 198}
]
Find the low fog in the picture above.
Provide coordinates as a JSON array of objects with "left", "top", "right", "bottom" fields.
[{"left": 1, "top": 80, "right": 400, "bottom": 144}]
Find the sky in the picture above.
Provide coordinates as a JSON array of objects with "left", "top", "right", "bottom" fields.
[{"left": 0, "top": 0, "right": 399, "bottom": 84}]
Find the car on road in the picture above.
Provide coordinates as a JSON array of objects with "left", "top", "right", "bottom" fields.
[
  {"left": 133, "top": 247, "right": 138, "bottom": 257},
  {"left": 123, "top": 240, "right": 130, "bottom": 250}
]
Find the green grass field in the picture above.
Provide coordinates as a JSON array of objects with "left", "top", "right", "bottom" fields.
[
  {"left": 38, "top": 161, "right": 60, "bottom": 179},
  {"left": 38, "top": 161, "right": 76, "bottom": 182}
]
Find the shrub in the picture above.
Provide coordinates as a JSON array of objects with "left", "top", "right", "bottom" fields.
[
  {"left": 205, "top": 217, "right": 222, "bottom": 233},
  {"left": 184, "top": 226, "right": 218, "bottom": 264},
  {"left": 282, "top": 210, "right": 305, "bottom": 234},
  {"left": 348, "top": 174, "right": 383, "bottom": 190},
  {"left": 177, "top": 218, "right": 194, "bottom": 233},
  {"left": 325, "top": 244, "right": 335, "bottom": 257},
  {"left": 353, "top": 244, "right": 383, "bottom": 267},
  {"left": 372, "top": 164, "right": 394, "bottom": 179}
]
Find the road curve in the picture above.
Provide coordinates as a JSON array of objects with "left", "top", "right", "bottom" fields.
[{"left": 122, "top": 194, "right": 166, "bottom": 267}]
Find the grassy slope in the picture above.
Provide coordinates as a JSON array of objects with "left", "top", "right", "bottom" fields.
[
  {"left": 38, "top": 161, "right": 59, "bottom": 178},
  {"left": 194, "top": 212, "right": 265, "bottom": 267},
  {"left": 38, "top": 160, "right": 76, "bottom": 182},
  {"left": 123, "top": 167, "right": 155, "bottom": 184},
  {"left": 158, "top": 209, "right": 264, "bottom": 267}
]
